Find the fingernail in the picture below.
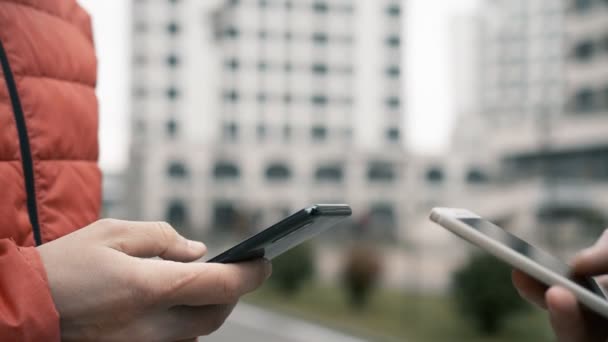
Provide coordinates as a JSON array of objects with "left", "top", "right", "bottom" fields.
[{"left": 187, "top": 239, "right": 206, "bottom": 252}]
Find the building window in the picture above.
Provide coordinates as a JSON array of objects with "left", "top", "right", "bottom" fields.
[
  {"left": 167, "top": 22, "right": 179, "bottom": 35},
  {"left": 257, "top": 61, "right": 269, "bottom": 72},
  {"left": 223, "top": 122, "right": 239, "bottom": 141},
  {"left": 135, "top": 21, "right": 147, "bottom": 33},
  {"left": 426, "top": 167, "right": 444, "bottom": 184},
  {"left": 386, "top": 4, "right": 401, "bottom": 17},
  {"left": 168, "top": 162, "right": 188, "bottom": 179},
  {"left": 386, "top": 65, "right": 400, "bottom": 78},
  {"left": 265, "top": 163, "right": 292, "bottom": 181},
  {"left": 312, "top": 32, "right": 329, "bottom": 45},
  {"left": 386, "top": 127, "right": 400, "bottom": 142},
  {"left": 466, "top": 168, "right": 489, "bottom": 184},
  {"left": 213, "top": 202, "right": 238, "bottom": 230},
  {"left": 258, "top": 30, "right": 268, "bottom": 40},
  {"left": 257, "top": 123, "right": 267, "bottom": 141},
  {"left": 257, "top": 92, "right": 268, "bottom": 103},
  {"left": 225, "top": 58, "right": 239, "bottom": 71},
  {"left": 312, "top": 1, "right": 328, "bottom": 13},
  {"left": 228, "top": 0, "right": 239, "bottom": 6},
  {"left": 574, "top": 88, "right": 595, "bottom": 113},
  {"left": 315, "top": 165, "right": 344, "bottom": 183},
  {"left": 574, "top": 0, "right": 592, "bottom": 11},
  {"left": 167, "top": 54, "right": 180, "bottom": 67},
  {"left": 311, "top": 125, "right": 327, "bottom": 141},
  {"left": 224, "top": 26, "right": 239, "bottom": 39},
  {"left": 166, "top": 200, "right": 188, "bottom": 230},
  {"left": 134, "top": 54, "right": 147, "bottom": 66},
  {"left": 167, "top": 119, "right": 178, "bottom": 138},
  {"left": 213, "top": 161, "right": 240, "bottom": 180},
  {"left": 386, "top": 96, "right": 400, "bottom": 109},
  {"left": 386, "top": 35, "right": 400, "bottom": 48},
  {"left": 574, "top": 40, "right": 594, "bottom": 61},
  {"left": 311, "top": 94, "right": 329, "bottom": 106},
  {"left": 367, "top": 162, "right": 395, "bottom": 182},
  {"left": 312, "top": 63, "right": 328, "bottom": 75},
  {"left": 167, "top": 87, "right": 179, "bottom": 100},
  {"left": 168, "top": 0, "right": 179, "bottom": 4},
  {"left": 284, "top": 62, "right": 294, "bottom": 72},
  {"left": 224, "top": 89, "right": 239, "bottom": 103}
]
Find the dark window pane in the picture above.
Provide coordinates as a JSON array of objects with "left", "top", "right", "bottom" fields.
[
  {"left": 168, "top": 162, "right": 188, "bottom": 179},
  {"left": 224, "top": 26, "right": 239, "bottom": 39},
  {"left": 257, "top": 123, "right": 267, "bottom": 140},
  {"left": 166, "top": 200, "right": 188, "bottom": 230},
  {"left": 574, "top": 0, "right": 592, "bottom": 11},
  {"left": 574, "top": 41, "right": 594, "bottom": 61},
  {"left": 467, "top": 169, "right": 489, "bottom": 184},
  {"left": 426, "top": 167, "right": 444, "bottom": 183},
  {"left": 311, "top": 125, "right": 327, "bottom": 141},
  {"left": 386, "top": 127, "right": 400, "bottom": 142},
  {"left": 367, "top": 162, "right": 395, "bottom": 182},
  {"left": 213, "top": 161, "right": 240, "bottom": 180},
  {"left": 266, "top": 163, "right": 292, "bottom": 181},
  {"left": 574, "top": 88, "right": 595, "bottom": 113},
  {"left": 167, "top": 22, "right": 179, "bottom": 35},
  {"left": 224, "top": 90, "right": 240, "bottom": 102},
  {"left": 312, "top": 63, "right": 328, "bottom": 74},
  {"left": 225, "top": 58, "right": 240, "bottom": 70},
  {"left": 386, "top": 35, "right": 400, "bottom": 47},
  {"left": 387, "top": 4, "right": 401, "bottom": 16},
  {"left": 315, "top": 165, "right": 344, "bottom": 183},
  {"left": 283, "top": 125, "right": 292, "bottom": 140},
  {"left": 167, "top": 119, "right": 178, "bottom": 138},
  {"left": 386, "top": 96, "right": 400, "bottom": 109},
  {"left": 386, "top": 65, "right": 400, "bottom": 78},
  {"left": 312, "top": 94, "right": 329, "bottom": 106},
  {"left": 213, "top": 202, "right": 238, "bottom": 230},
  {"left": 312, "top": 32, "right": 329, "bottom": 44},
  {"left": 167, "top": 87, "right": 179, "bottom": 100},
  {"left": 313, "top": 1, "right": 328, "bottom": 13},
  {"left": 167, "top": 54, "right": 180, "bottom": 67},
  {"left": 224, "top": 122, "right": 239, "bottom": 141}
]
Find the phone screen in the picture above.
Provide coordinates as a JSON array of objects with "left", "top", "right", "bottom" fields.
[{"left": 458, "top": 217, "right": 606, "bottom": 299}]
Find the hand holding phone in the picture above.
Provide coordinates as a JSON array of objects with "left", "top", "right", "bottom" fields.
[{"left": 430, "top": 207, "right": 608, "bottom": 320}]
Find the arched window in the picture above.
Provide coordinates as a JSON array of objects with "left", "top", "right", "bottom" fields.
[
  {"left": 315, "top": 165, "right": 343, "bottom": 183},
  {"left": 266, "top": 163, "right": 292, "bottom": 181},
  {"left": 167, "top": 162, "right": 188, "bottom": 179},
  {"left": 166, "top": 200, "right": 188, "bottom": 229},
  {"left": 213, "top": 162, "right": 240, "bottom": 180}
]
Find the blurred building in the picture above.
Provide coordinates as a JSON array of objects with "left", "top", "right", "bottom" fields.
[
  {"left": 127, "top": 0, "right": 408, "bottom": 246},
  {"left": 442, "top": 0, "right": 608, "bottom": 258}
]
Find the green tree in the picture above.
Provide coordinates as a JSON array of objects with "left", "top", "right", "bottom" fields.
[
  {"left": 452, "top": 253, "right": 528, "bottom": 335},
  {"left": 270, "top": 243, "right": 315, "bottom": 296}
]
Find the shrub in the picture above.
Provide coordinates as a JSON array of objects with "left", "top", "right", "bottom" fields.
[
  {"left": 270, "top": 243, "right": 315, "bottom": 296},
  {"left": 452, "top": 253, "right": 528, "bottom": 335},
  {"left": 341, "top": 243, "right": 383, "bottom": 310}
]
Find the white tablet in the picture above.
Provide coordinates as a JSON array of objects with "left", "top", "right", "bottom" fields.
[{"left": 430, "top": 207, "right": 608, "bottom": 319}]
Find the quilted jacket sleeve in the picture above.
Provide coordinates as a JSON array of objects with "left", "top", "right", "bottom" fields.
[{"left": 0, "top": 239, "right": 60, "bottom": 341}]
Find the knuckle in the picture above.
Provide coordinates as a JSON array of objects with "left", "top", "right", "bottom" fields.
[
  {"left": 219, "top": 273, "right": 241, "bottom": 302},
  {"left": 97, "top": 218, "right": 121, "bottom": 229},
  {"left": 153, "top": 221, "right": 178, "bottom": 243}
]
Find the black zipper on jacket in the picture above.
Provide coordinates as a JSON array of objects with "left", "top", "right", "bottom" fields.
[{"left": 0, "top": 40, "right": 43, "bottom": 246}]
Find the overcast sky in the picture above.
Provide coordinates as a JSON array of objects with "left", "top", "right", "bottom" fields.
[{"left": 77, "top": 0, "right": 479, "bottom": 173}]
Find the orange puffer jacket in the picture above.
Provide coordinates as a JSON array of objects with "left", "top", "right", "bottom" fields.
[{"left": 0, "top": 0, "right": 101, "bottom": 340}]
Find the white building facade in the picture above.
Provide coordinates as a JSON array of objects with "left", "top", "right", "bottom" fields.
[{"left": 128, "top": 0, "right": 409, "bottom": 246}]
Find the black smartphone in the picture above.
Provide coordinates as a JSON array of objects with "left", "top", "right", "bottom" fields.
[{"left": 208, "top": 204, "right": 352, "bottom": 263}]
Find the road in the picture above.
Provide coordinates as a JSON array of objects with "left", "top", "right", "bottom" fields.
[{"left": 204, "top": 303, "right": 367, "bottom": 342}]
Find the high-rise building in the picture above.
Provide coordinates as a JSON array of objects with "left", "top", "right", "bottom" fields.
[
  {"left": 444, "top": 0, "right": 608, "bottom": 256},
  {"left": 127, "top": 0, "right": 408, "bottom": 243}
]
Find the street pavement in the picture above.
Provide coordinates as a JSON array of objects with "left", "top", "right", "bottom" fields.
[{"left": 203, "top": 303, "right": 367, "bottom": 342}]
